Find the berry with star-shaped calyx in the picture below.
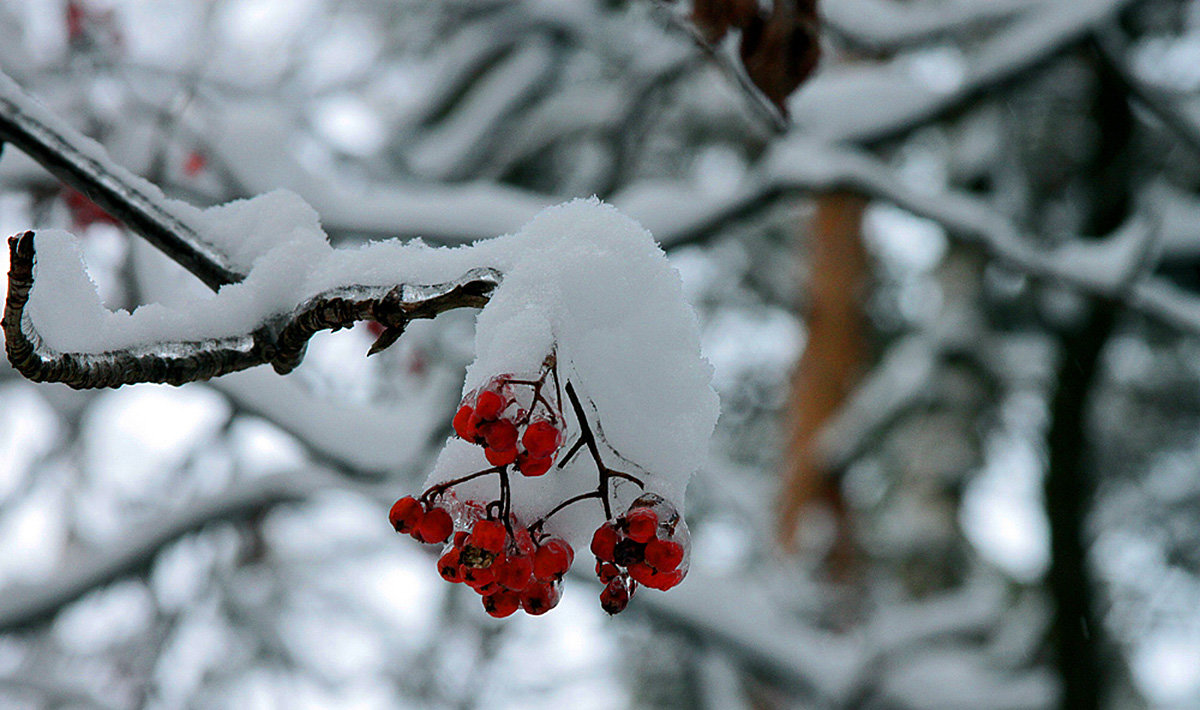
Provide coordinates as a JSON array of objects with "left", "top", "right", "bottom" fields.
[
  {"left": 389, "top": 496, "right": 424, "bottom": 534},
  {"left": 520, "top": 580, "right": 563, "bottom": 616},
  {"left": 522, "top": 420, "right": 562, "bottom": 459},
  {"left": 533, "top": 537, "right": 574, "bottom": 580},
  {"left": 600, "top": 575, "right": 635, "bottom": 615},
  {"left": 416, "top": 506, "right": 454, "bottom": 544},
  {"left": 483, "top": 589, "right": 521, "bottom": 618}
]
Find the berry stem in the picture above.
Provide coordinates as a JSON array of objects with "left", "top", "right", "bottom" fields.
[
  {"left": 420, "top": 466, "right": 503, "bottom": 505},
  {"left": 556, "top": 436, "right": 587, "bottom": 469},
  {"left": 530, "top": 490, "right": 603, "bottom": 534},
  {"left": 564, "top": 381, "right": 647, "bottom": 520}
]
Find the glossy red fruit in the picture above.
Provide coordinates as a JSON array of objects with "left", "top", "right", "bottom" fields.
[
  {"left": 522, "top": 420, "right": 561, "bottom": 458},
  {"left": 600, "top": 577, "right": 633, "bottom": 615},
  {"left": 462, "top": 564, "right": 496, "bottom": 589},
  {"left": 533, "top": 538, "right": 574, "bottom": 580},
  {"left": 643, "top": 568, "right": 685, "bottom": 591},
  {"left": 483, "top": 590, "right": 521, "bottom": 618},
  {"left": 495, "top": 554, "right": 534, "bottom": 591},
  {"left": 453, "top": 405, "right": 476, "bottom": 440},
  {"left": 438, "top": 548, "right": 464, "bottom": 583},
  {"left": 645, "top": 539, "right": 684, "bottom": 571},
  {"left": 480, "top": 420, "right": 519, "bottom": 452},
  {"left": 183, "top": 150, "right": 207, "bottom": 177},
  {"left": 521, "top": 581, "right": 562, "bottom": 616},
  {"left": 595, "top": 561, "right": 620, "bottom": 583},
  {"left": 627, "top": 562, "right": 656, "bottom": 586},
  {"left": 475, "top": 390, "right": 505, "bottom": 420},
  {"left": 389, "top": 496, "right": 424, "bottom": 534},
  {"left": 624, "top": 507, "right": 658, "bottom": 543},
  {"left": 590, "top": 523, "right": 619, "bottom": 563},
  {"left": 417, "top": 507, "right": 454, "bottom": 544},
  {"left": 484, "top": 446, "right": 517, "bottom": 466},
  {"left": 516, "top": 453, "right": 553, "bottom": 477},
  {"left": 468, "top": 520, "right": 507, "bottom": 555}
]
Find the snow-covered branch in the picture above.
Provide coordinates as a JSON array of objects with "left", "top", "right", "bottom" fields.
[{"left": 3, "top": 230, "right": 499, "bottom": 389}]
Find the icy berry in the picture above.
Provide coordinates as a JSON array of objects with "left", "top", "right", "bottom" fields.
[
  {"left": 468, "top": 519, "right": 507, "bottom": 555},
  {"left": 516, "top": 453, "right": 553, "bottom": 477},
  {"left": 600, "top": 576, "right": 633, "bottom": 615},
  {"left": 438, "top": 548, "right": 464, "bottom": 583},
  {"left": 484, "top": 446, "right": 517, "bottom": 466},
  {"left": 590, "top": 523, "right": 619, "bottom": 563},
  {"left": 645, "top": 539, "right": 684, "bottom": 571},
  {"left": 595, "top": 561, "right": 620, "bottom": 584},
  {"left": 417, "top": 507, "right": 454, "bottom": 544},
  {"left": 521, "top": 581, "right": 562, "bottom": 616},
  {"left": 389, "top": 496, "right": 424, "bottom": 534},
  {"left": 475, "top": 390, "right": 505, "bottom": 420},
  {"left": 643, "top": 568, "right": 685, "bottom": 591},
  {"left": 613, "top": 538, "right": 646, "bottom": 567},
  {"left": 483, "top": 590, "right": 521, "bottom": 618},
  {"left": 627, "top": 562, "right": 656, "bottom": 587},
  {"left": 453, "top": 405, "right": 476, "bottom": 440},
  {"left": 533, "top": 538, "right": 574, "bottom": 580},
  {"left": 522, "top": 420, "right": 561, "bottom": 458},
  {"left": 495, "top": 554, "right": 534, "bottom": 592},
  {"left": 480, "top": 419, "right": 519, "bottom": 452},
  {"left": 624, "top": 507, "right": 658, "bottom": 543}
]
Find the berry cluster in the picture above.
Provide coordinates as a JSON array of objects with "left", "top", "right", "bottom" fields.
[
  {"left": 591, "top": 494, "right": 688, "bottom": 614},
  {"left": 453, "top": 373, "right": 563, "bottom": 477},
  {"left": 390, "top": 496, "right": 574, "bottom": 617},
  {"left": 389, "top": 359, "right": 690, "bottom": 618}
]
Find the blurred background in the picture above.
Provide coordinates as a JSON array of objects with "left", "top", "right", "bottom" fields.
[{"left": 2, "top": 0, "right": 1200, "bottom": 708}]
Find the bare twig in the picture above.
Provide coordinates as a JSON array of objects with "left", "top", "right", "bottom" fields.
[{"left": 3, "top": 231, "right": 500, "bottom": 389}]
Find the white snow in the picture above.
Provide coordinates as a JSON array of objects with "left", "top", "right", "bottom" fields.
[{"left": 25, "top": 195, "right": 719, "bottom": 545}]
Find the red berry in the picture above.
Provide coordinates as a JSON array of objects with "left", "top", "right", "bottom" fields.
[
  {"left": 483, "top": 590, "right": 521, "bottom": 618},
  {"left": 480, "top": 419, "right": 518, "bottom": 452},
  {"left": 453, "top": 405, "right": 476, "bottom": 440},
  {"left": 183, "top": 150, "right": 207, "bottom": 177},
  {"left": 454, "top": 530, "right": 469, "bottom": 548},
  {"left": 388, "top": 496, "right": 424, "bottom": 534},
  {"left": 495, "top": 554, "right": 534, "bottom": 591},
  {"left": 516, "top": 453, "right": 553, "bottom": 477},
  {"left": 644, "top": 539, "right": 684, "bottom": 571},
  {"left": 627, "top": 562, "right": 656, "bottom": 586},
  {"left": 595, "top": 561, "right": 620, "bottom": 583},
  {"left": 462, "top": 564, "right": 496, "bottom": 590},
  {"left": 644, "top": 568, "right": 685, "bottom": 591},
  {"left": 484, "top": 446, "right": 517, "bottom": 466},
  {"left": 522, "top": 420, "right": 561, "bottom": 458},
  {"left": 624, "top": 507, "right": 658, "bottom": 543},
  {"left": 521, "top": 581, "right": 562, "bottom": 616},
  {"left": 438, "top": 548, "right": 464, "bottom": 583},
  {"left": 600, "top": 577, "right": 633, "bottom": 615},
  {"left": 417, "top": 507, "right": 453, "bottom": 544},
  {"left": 613, "top": 538, "right": 647, "bottom": 567},
  {"left": 468, "top": 519, "right": 507, "bottom": 555},
  {"left": 533, "top": 538, "right": 574, "bottom": 580},
  {"left": 475, "top": 390, "right": 505, "bottom": 420},
  {"left": 590, "top": 523, "right": 619, "bottom": 563}
]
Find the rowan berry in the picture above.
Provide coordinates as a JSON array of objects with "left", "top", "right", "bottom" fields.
[
  {"left": 643, "top": 569, "right": 684, "bottom": 591},
  {"left": 475, "top": 390, "right": 505, "bottom": 420},
  {"left": 624, "top": 507, "right": 658, "bottom": 543},
  {"left": 389, "top": 496, "right": 423, "bottom": 534},
  {"left": 522, "top": 420, "right": 561, "bottom": 459},
  {"left": 482, "top": 590, "right": 521, "bottom": 618},
  {"left": 516, "top": 453, "right": 553, "bottom": 477},
  {"left": 453, "top": 405, "right": 476, "bottom": 440},
  {"left": 600, "top": 576, "right": 634, "bottom": 615},
  {"left": 480, "top": 419, "right": 519, "bottom": 452},
  {"left": 595, "top": 561, "right": 620, "bottom": 584},
  {"left": 438, "top": 548, "right": 464, "bottom": 583},
  {"left": 627, "top": 562, "right": 656, "bottom": 587},
  {"left": 495, "top": 554, "right": 534, "bottom": 592},
  {"left": 484, "top": 446, "right": 517, "bottom": 466},
  {"left": 533, "top": 538, "right": 574, "bottom": 580},
  {"left": 462, "top": 564, "right": 496, "bottom": 589},
  {"left": 467, "top": 519, "right": 507, "bottom": 555},
  {"left": 644, "top": 539, "right": 684, "bottom": 571},
  {"left": 417, "top": 507, "right": 454, "bottom": 544},
  {"left": 591, "top": 523, "right": 619, "bottom": 562},
  {"left": 613, "top": 538, "right": 646, "bottom": 567},
  {"left": 520, "top": 581, "right": 562, "bottom": 616}
]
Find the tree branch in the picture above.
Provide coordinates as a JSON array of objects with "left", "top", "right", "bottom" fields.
[{"left": 3, "top": 231, "right": 500, "bottom": 389}]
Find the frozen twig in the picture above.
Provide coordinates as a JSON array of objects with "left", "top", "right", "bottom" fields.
[
  {"left": 0, "top": 71, "right": 241, "bottom": 290},
  {"left": 3, "top": 231, "right": 499, "bottom": 389}
]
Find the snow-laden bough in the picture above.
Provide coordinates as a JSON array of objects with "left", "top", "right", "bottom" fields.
[{"left": 4, "top": 192, "right": 719, "bottom": 616}]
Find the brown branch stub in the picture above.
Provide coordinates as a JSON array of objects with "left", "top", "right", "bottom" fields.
[{"left": 3, "top": 231, "right": 501, "bottom": 389}]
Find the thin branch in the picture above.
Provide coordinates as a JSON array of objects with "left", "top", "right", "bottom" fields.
[
  {"left": 0, "top": 71, "right": 241, "bottom": 290},
  {"left": 3, "top": 231, "right": 500, "bottom": 389}
]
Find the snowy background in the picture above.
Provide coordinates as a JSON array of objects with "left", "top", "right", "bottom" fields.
[{"left": 3, "top": 0, "right": 1200, "bottom": 708}]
